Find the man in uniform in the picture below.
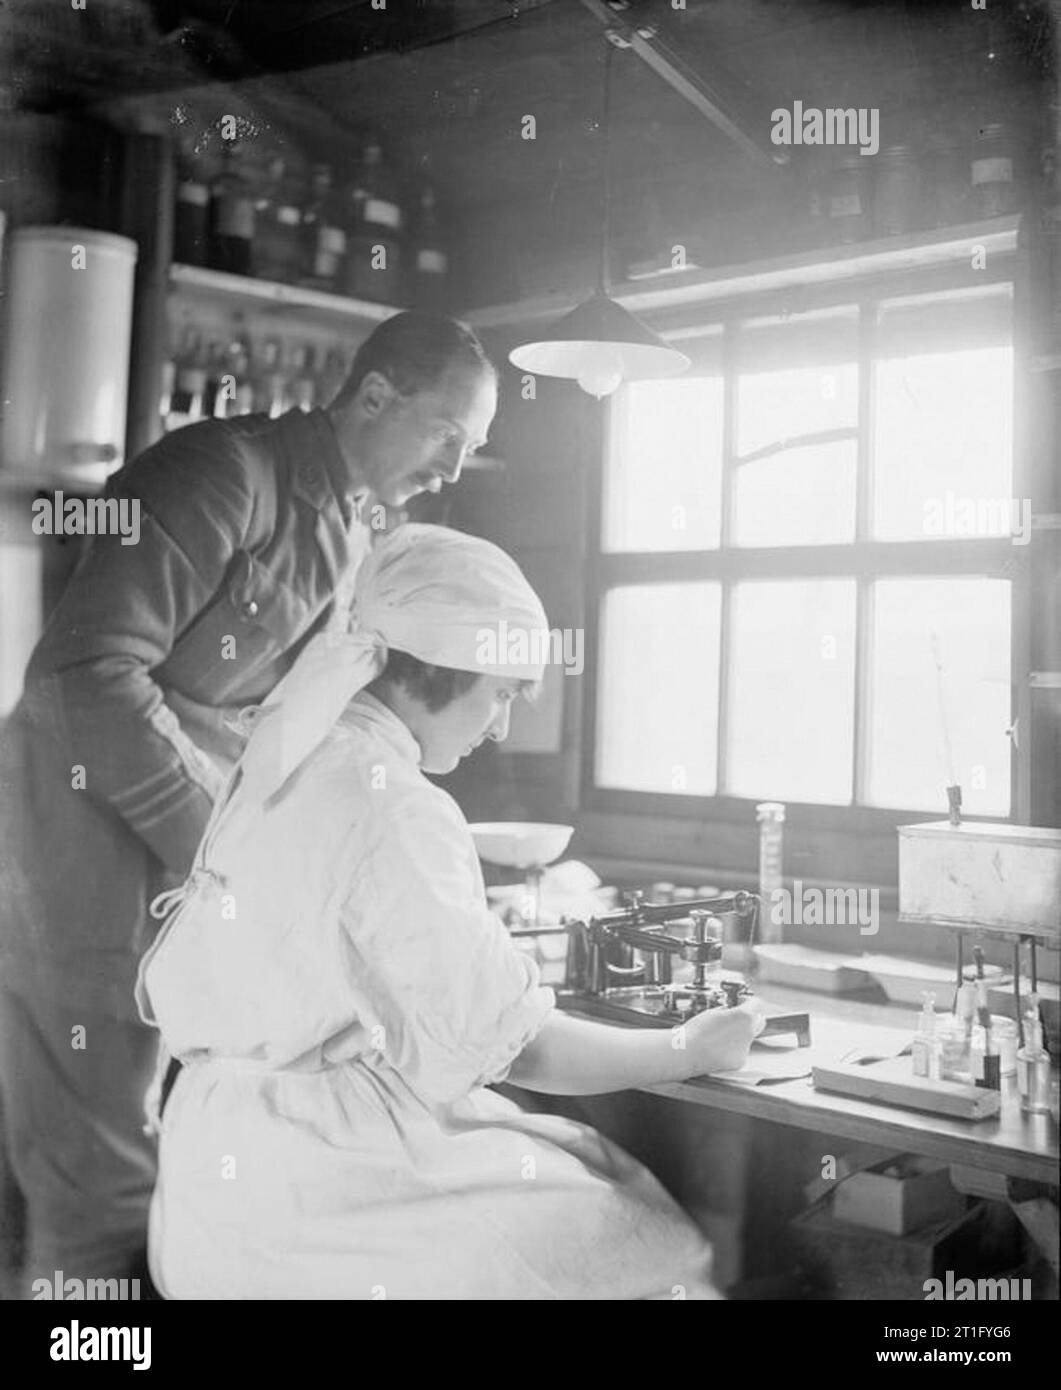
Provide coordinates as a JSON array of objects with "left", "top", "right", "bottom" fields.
[{"left": 0, "top": 311, "right": 498, "bottom": 1294}]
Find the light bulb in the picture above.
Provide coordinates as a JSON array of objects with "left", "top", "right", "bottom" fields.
[{"left": 577, "top": 368, "right": 623, "bottom": 398}]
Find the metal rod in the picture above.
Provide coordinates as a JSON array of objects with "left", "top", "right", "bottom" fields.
[
  {"left": 1014, "top": 940, "right": 1024, "bottom": 1048},
  {"left": 599, "top": 38, "right": 615, "bottom": 294},
  {"left": 577, "top": 0, "right": 778, "bottom": 173},
  {"left": 955, "top": 934, "right": 964, "bottom": 1013}
]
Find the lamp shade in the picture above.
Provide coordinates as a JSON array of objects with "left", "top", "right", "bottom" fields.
[{"left": 508, "top": 291, "right": 691, "bottom": 396}]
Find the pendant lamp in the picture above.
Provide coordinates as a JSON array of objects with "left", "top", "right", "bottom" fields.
[{"left": 509, "top": 38, "right": 690, "bottom": 397}]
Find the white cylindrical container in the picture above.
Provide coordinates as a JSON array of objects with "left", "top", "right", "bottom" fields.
[
  {"left": 756, "top": 801, "right": 786, "bottom": 944},
  {"left": 1, "top": 226, "right": 138, "bottom": 483}
]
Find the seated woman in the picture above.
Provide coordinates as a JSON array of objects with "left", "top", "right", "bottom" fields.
[{"left": 137, "top": 523, "right": 763, "bottom": 1300}]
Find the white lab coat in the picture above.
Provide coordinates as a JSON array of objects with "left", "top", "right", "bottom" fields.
[{"left": 138, "top": 691, "right": 718, "bottom": 1299}]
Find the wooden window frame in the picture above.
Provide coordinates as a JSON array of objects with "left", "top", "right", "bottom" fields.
[{"left": 580, "top": 219, "right": 1033, "bottom": 884}]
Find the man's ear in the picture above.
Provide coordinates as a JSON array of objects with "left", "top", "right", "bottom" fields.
[{"left": 356, "top": 370, "right": 398, "bottom": 419}]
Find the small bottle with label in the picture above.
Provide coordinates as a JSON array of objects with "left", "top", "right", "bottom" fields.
[
  {"left": 343, "top": 139, "right": 404, "bottom": 304},
  {"left": 167, "top": 327, "right": 208, "bottom": 428},
  {"left": 253, "top": 156, "right": 305, "bottom": 283},
  {"left": 970, "top": 122, "right": 1017, "bottom": 219},
  {"left": 411, "top": 185, "right": 449, "bottom": 311},
  {"left": 1017, "top": 998, "right": 1052, "bottom": 1115},
  {"left": 301, "top": 164, "right": 347, "bottom": 291},
  {"left": 912, "top": 992, "right": 943, "bottom": 1080},
  {"left": 827, "top": 154, "right": 869, "bottom": 243},
  {"left": 873, "top": 145, "right": 922, "bottom": 237},
  {"left": 209, "top": 139, "right": 255, "bottom": 276},
  {"left": 174, "top": 146, "right": 210, "bottom": 266}
]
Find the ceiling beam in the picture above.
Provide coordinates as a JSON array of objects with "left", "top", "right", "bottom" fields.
[{"left": 577, "top": 0, "right": 779, "bottom": 174}]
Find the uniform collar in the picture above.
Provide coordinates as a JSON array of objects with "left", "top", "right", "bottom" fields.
[
  {"left": 281, "top": 408, "right": 369, "bottom": 523},
  {"left": 341, "top": 690, "right": 423, "bottom": 766}
]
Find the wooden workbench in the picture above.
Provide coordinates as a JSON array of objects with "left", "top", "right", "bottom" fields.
[{"left": 562, "top": 985, "right": 1059, "bottom": 1186}]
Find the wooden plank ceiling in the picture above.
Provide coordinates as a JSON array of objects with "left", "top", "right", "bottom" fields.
[{"left": 0, "top": 0, "right": 1053, "bottom": 217}]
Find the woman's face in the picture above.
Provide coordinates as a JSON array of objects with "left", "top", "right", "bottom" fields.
[{"left": 418, "top": 674, "right": 523, "bottom": 774}]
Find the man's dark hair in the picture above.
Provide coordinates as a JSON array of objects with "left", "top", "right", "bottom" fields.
[{"left": 331, "top": 312, "right": 496, "bottom": 407}]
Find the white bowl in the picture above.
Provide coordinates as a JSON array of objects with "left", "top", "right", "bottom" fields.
[{"left": 469, "top": 822, "right": 574, "bottom": 870}]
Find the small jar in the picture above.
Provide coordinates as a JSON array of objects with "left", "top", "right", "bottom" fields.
[
  {"left": 970, "top": 123, "right": 1018, "bottom": 218},
  {"left": 874, "top": 145, "right": 923, "bottom": 237},
  {"left": 938, "top": 1013, "right": 972, "bottom": 1082},
  {"left": 926, "top": 132, "right": 968, "bottom": 228},
  {"left": 970, "top": 1016, "right": 1019, "bottom": 1078},
  {"left": 827, "top": 155, "right": 869, "bottom": 243}
]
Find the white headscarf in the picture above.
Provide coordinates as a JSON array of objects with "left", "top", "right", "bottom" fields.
[{"left": 237, "top": 524, "right": 550, "bottom": 803}]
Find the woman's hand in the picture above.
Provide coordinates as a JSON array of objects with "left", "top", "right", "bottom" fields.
[
  {"left": 506, "top": 997, "right": 769, "bottom": 1096},
  {"left": 680, "top": 998, "right": 767, "bottom": 1076}
]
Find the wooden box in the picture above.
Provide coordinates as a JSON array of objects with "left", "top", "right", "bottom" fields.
[
  {"left": 790, "top": 1198, "right": 1022, "bottom": 1300},
  {"left": 832, "top": 1157, "right": 963, "bottom": 1236},
  {"left": 898, "top": 821, "right": 1061, "bottom": 943}
]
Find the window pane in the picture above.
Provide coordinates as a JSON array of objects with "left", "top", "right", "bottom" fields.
[
  {"left": 596, "top": 584, "right": 720, "bottom": 794},
  {"left": 734, "top": 307, "right": 858, "bottom": 546},
  {"left": 733, "top": 438, "right": 857, "bottom": 546},
  {"left": 603, "top": 377, "right": 723, "bottom": 552},
  {"left": 726, "top": 580, "right": 856, "bottom": 803},
  {"left": 873, "top": 287, "right": 1013, "bottom": 541},
  {"left": 866, "top": 578, "right": 1011, "bottom": 814}
]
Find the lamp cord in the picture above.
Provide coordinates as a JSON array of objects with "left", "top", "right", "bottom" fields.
[{"left": 598, "top": 38, "right": 616, "bottom": 296}]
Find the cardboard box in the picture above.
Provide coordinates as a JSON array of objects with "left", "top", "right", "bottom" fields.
[
  {"left": 832, "top": 1157, "right": 963, "bottom": 1235},
  {"left": 790, "top": 1198, "right": 1022, "bottom": 1300},
  {"left": 898, "top": 821, "right": 1061, "bottom": 943}
]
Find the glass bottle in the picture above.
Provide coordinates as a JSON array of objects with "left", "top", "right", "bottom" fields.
[
  {"left": 289, "top": 343, "right": 317, "bottom": 412},
  {"left": 251, "top": 337, "right": 287, "bottom": 418},
  {"left": 970, "top": 122, "right": 1018, "bottom": 218},
  {"left": 926, "top": 131, "right": 968, "bottom": 228},
  {"left": 301, "top": 164, "right": 347, "bottom": 291},
  {"left": 343, "top": 139, "right": 404, "bottom": 304},
  {"left": 1017, "top": 998, "right": 1052, "bottom": 1115},
  {"left": 755, "top": 802, "right": 785, "bottom": 944},
  {"left": 174, "top": 146, "right": 210, "bottom": 266},
  {"left": 411, "top": 185, "right": 448, "bottom": 311},
  {"left": 253, "top": 156, "right": 305, "bottom": 283},
  {"left": 168, "top": 327, "right": 208, "bottom": 425},
  {"left": 912, "top": 992, "right": 943, "bottom": 1080},
  {"left": 209, "top": 140, "right": 255, "bottom": 276},
  {"left": 200, "top": 339, "right": 225, "bottom": 419},
  {"left": 874, "top": 145, "right": 922, "bottom": 237},
  {"left": 827, "top": 154, "right": 869, "bottom": 243}
]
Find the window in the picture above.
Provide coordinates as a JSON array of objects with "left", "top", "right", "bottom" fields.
[{"left": 589, "top": 276, "right": 1019, "bottom": 844}]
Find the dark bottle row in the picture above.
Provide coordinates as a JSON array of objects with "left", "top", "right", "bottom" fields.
[{"left": 174, "top": 136, "right": 449, "bottom": 310}]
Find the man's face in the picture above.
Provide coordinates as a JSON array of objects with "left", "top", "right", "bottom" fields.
[
  {"left": 417, "top": 674, "right": 521, "bottom": 775},
  {"left": 345, "top": 363, "right": 497, "bottom": 507}
]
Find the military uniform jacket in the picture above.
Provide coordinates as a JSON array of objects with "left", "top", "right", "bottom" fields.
[{"left": 0, "top": 407, "right": 370, "bottom": 1012}]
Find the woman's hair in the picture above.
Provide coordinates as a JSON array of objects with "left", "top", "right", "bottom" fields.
[
  {"left": 330, "top": 312, "right": 495, "bottom": 408},
  {"left": 372, "top": 649, "right": 537, "bottom": 713}
]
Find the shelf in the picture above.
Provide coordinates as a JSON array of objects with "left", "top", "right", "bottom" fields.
[
  {"left": 465, "top": 215, "right": 1022, "bottom": 333},
  {"left": 0, "top": 464, "right": 107, "bottom": 496},
  {"left": 168, "top": 263, "right": 399, "bottom": 327}
]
